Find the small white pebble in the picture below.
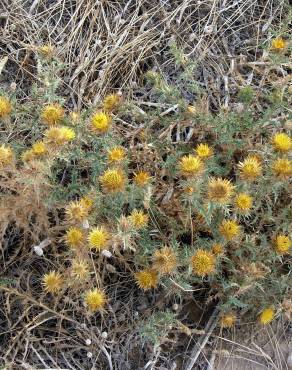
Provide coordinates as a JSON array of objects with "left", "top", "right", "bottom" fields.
[
  {"left": 287, "top": 353, "right": 292, "bottom": 368},
  {"left": 101, "top": 331, "right": 108, "bottom": 339},
  {"left": 85, "top": 339, "right": 92, "bottom": 346},
  {"left": 102, "top": 250, "right": 112, "bottom": 258},
  {"left": 82, "top": 219, "right": 90, "bottom": 229},
  {"left": 87, "top": 352, "right": 93, "bottom": 359},
  {"left": 172, "top": 303, "right": 179, "bottom": 311},
  {"left": 33, "top": 246, "right": 43, "bottom": 256}
]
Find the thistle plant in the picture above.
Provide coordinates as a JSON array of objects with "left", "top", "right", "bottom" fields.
[{"left": 0, "top": 38, "right": 291, "bottom": 354}]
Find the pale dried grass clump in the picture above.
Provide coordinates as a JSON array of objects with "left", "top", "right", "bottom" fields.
[{"left": 0, "top": 0, "right": 288, "bottom": 108}]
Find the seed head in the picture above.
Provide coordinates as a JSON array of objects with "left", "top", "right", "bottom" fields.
[
  {"left": 207, "top": 178, "right": 234, "bottom": 204},
  {"left": 220, "top": 313, "right": 236, "bottom": 328},
  {"left": 107, "top": 146, "right": 126, "bottom": 162},
  {"left": 133, "top": 171, "right": 151, "bottom": 187},
  {"left": 0, "top": 144, "right": 14, "bottom": 167},
  {"left": 272, "top": 158, "right": 292, "bottom": 178},
  {"left": 238, "top": 157, "right": 262, "bottom": 181},
  {"left": 152, "top": 246, "right": 177, "bottom": 275},
  {"left": 65, "top": 227, "right": 84, "bottom": 248},
  {"left": 128, "top": 209, "right": 148, "bottom": 230},
  {"left": 100, "top": 168, "right": 126, "bottom": 193},
  {"left": 234, "top": 193, "right": 253, "bottom": 213}
]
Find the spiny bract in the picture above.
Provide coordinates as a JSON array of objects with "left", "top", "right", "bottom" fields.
[
  {"left": 133, "top": 171, "right": 151, "bottom": 187},
  {"left": 238, "top": 156, "right": 262, "bottom": 181},
  {"left": 128, "top": 209, "right": 149, "bottom": 230},
  {"left": 219, "top": 220, "right": 240, "bottom": 241},
  {"left": 179, "top": 154, "right": 203, "bottom": 177},
  {"left": 41, "top": 104, "right": 64, "bottom": 125},
  {"left": 152, "top": 246, "right": 177, "bottom": 275},
  {"left": 207, "top": 178, "right": 234, "bottom": 204},
  {"left": 100, "top": 168, "right": 126, "bottom": 192},
  {"left": 91, "top": 112, "right": 111, "bottom": 134}
]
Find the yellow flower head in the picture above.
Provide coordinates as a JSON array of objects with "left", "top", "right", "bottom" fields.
[
  {"left": 220, "top": 313, "right": 236, "bottom": 328},
  {"left": 238, "top": 157, "right": 262, "bottom": 181},
  {"left": 133, "top": 171, "right": 151, "bottom": 187},
  {"left": 272, "top": 158, "right": 292, "bottom": 178},
  {"left": 41, "top": 104, "right": 64, "bottom": 125},
  {"left": 107, "top": 146, "right": 126, "bottom": 162},
  {"left": 88, "top": 226, "right": 109, "bottom": 251},
  {"left": 207, "top": 178, "right": 234, "bottom": 204},
  {"left": 84, "top": 288, "right": 107, "bottom": 312},
  {"left": 212, "top": 243, "right": 224, "bottom": 256},
  {"left": 103, "top": 93, "right": 121, "bottom": 111},
  {"left": 272, "top": 133, "right": 291, "bottom": 153},
  {"left": 191, "top": 249, "right": 216, "bottom": 277},
  {"left": 234, "top": 193, "right": 253, "bottom": 213},
  {"left": 79, "top": 196, "right": 94, "bottom": 213},
  {"left": 42, "top": 270, "right": 62, "bottom": 294},
  {"left": 195, "top": 143, "right": 213, "bottom": 160},
  {"left": 0, "top": 96, "right": 12, "bottom": 118},
  {"left": 65, "top": 200, "right": 88, "bottom": 222},
  {"left": 65, "top": 227, "right": 84, "bottom": 248},
  {"left": 259, "top": 307, "right": 275, "bottom": 325},
  {"left": 219, "top": 220, "right": 240, "bottom": 241},
  {"left": 71, "top": 259, "right": 89, "bottom": 280},
  {"left": 91, "top": 111, "right": 111, "bottom": 134},
  {"left": 274, "top": 234, "right": 291, "bottom": 255},
  {"left": 128, "top": 209, "right": 148, "bottom": 230},
  {"left": 39, "top": 44, "right": 55, "bottom": 57},
  {"left": 271, "top": 37, "right": 287, "bottom": 51},
  {"left": 0, "top": 144, "right": 14, "bottom": 167},
  {"left": 179, "top": 154, "right": 203, "bottom": 177},
  {"left": 152, "top": 246, "right": 177, "bottom": 275},
  {"left": 22, "top": 149, "right": 34, "bottom": 162},
  {"left": 70, "top": 111, "right": 80, "bottom": 124},
  {"left": 44, "top": 126, "right": 75, "bottom": 145},
  {"left": 31, "top": 141, "right": 47, "bottom": 156},
  {"left": 135, "top": 269, "right": 158, "bottom": 290},
  {"left": 100, "top": 168, "right": 126, "bottom": 193}
]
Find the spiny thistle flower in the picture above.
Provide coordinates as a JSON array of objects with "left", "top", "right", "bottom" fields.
[
  {"left": 259, "top": 307, "right": 275, "bottom": 325},
  {"left": 135, "top": 269, "right": 158, "bottom": 290},
  {"left": 195, "top": 143, "right": 213, "bottom": 160},
  {"left": 65, "top": 227, "right": 84, "bottom": 248},
  {"left": 179, "top": 154, "right": 203, "bottom": 177},
  {"left": 274, "top": 234, "right": 291, "bottom": 254},
  {"left": 133, "top": 170, "right": 151, "bottom": 187},
  {"left": 65, "top": 200, "right": 88, "bottom": 222},
  {"left": 39, "top": 44, "right": 55, "bottom": 57},
  {"left": 234, "top": 193, "right": 253, "bottom": 213},
  {"left": 79, "top": 195, "right": 94, "bottom": 213},
  {"left": 220, "top": 313, "right": 236, "bottom": 328},
  {"left": 212, "top": 243, "right": 224, "bottom": 256},
  {"left": 191, "top": 249, "right": 216, "bottom": 277},
  {"left": 42, "top": 270, "right": 62, "bottom": 294},
  {"left": 0, "top": 96, "right": 12, "bottom": 118},
  {"left": 44, "top": 126, "right": 75, "bottom": 145},
  {"left": 207, "top": 178, "right": 234, "bottom": 204},
  {"left": 91, "top": 111, "right": 111, "bottom": 134},
  {"left": 238, "top": 156, "right": 262, "bottom": 181},
  {"left": 152, "top": 246, "right": 177, "bottom": 274},
  {"left": 107, "top": 146, "right": 126, "bottom": 162},
  {"left": 271, "top": 37, "right": 287, "bottom": 51},
  {"left": 100, "top": 168, "right": 126, "bottom": 193},
  {"left": 272, "top": 158, "right": 292, "bottom": 178},
  {"left": 41, "top": 103, "right": 64, "bottom": 125},
  {"left": 71, "top": 259, "right": 89, "bottom": 280},
  {"left": 88, "top": 226, "right": 109, "bottom": 251},
  {"left": 84, "top": 288, "right": 107, "bottom": 312},
  {"left": 219, "top": 220, "right": 240, "bottom": 241},
  {"left": 70, "top": 111, "right": 80, "bottom": 124},
  {"left": 0, "top": 144, "right": 14, "bottom": 167},
  {"left": 31, "top": 141, "right": 47, "bottom": 156},
  {"left": 272, "top": 133, "right": 291, "bottom": 153},
  {"left": 21, "top": 149, "right": 34, "bottom": 162},
  {"left": 103, "top": 93, "right": 121, "bottom": 111},
  {"left": 128, "top": 209, "right": 148, "bottom": 230}
]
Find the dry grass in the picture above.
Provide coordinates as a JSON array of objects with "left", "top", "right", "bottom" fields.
[{"left": 1, "top": 0, "right": 288, "bottom": 108}]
